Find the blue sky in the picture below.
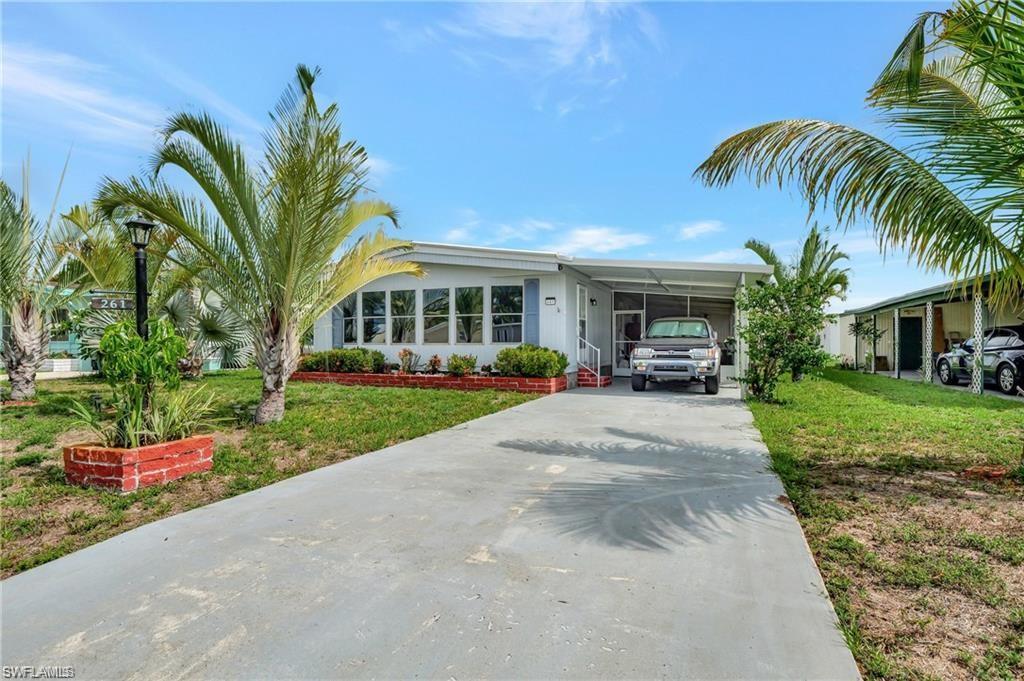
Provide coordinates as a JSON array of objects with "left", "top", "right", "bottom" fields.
[{"left": 3, "top": 1, "right": 946, "bottom": 310}]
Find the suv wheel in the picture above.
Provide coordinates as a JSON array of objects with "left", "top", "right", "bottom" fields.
[
  {"left": 631, "top": 374, "right": 647, "bottom": 392},
  {"left": 938, "top": 359, "right": 958, "bottom": 386},
  {"left": 997, "top": 364, "right": 1018, "bottom": 395},
  {"left": 704, "top": 373, "right": 720, "bottom": 395}
]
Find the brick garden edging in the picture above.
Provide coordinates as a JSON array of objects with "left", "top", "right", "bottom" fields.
[
  {"left": 63, "top": 435, "right": 214, "bottom": 493},
  {"left": 292, "top": 371, "right": 568, "bottom": 394}
]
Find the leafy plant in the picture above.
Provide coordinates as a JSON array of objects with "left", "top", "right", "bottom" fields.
[
  {"left": 426, "top": 354, "right": 442, "bottom": 374},
  {"left": 446, "top": 353, "right": 477, "bottom": 377},
  {"left": 148, "top": 386, "right": 217, "bottom": 444},
  {"left": 746, "top": 225, "right": 850, "bottom": 381},
  {"left": 850, "top": 320, "right": 888, "bottom": 372},
  {"left": 397, "top": 348, "right": 420, "bottom": 374},
  {"left": 97, "top": 65, "right": 421, "bottom": 423},
  {"left": 696, "top": 0, "right": 1024, "bottom": 309},
  {"left": 68, "top": 319, "right": 191, "bottom": 448},
  {"left": 737, "top": 278, "right": 834, "bottom": 401},
  {"left": 494, "top": 344, "right": 569, "bottom": 378}
]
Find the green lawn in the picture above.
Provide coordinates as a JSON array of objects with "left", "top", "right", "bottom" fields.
[
  {"left": 750, "top": 369, "right": 1023, "bottom": 680},
  {"left": 0, "top": 370, "right": 535, "bottom": 577}
]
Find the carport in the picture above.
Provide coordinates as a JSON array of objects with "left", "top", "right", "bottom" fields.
[
  {"left": 844, "top": 276, "right": 1023, "bottom": 395},
  {"left": 564, "top": 258, "right": 773, "bottom": 390}
]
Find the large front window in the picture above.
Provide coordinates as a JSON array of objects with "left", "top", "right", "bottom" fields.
[
  {"left": 491, "top": 285, "right": 523, "bottom": 343},
  {"left": 390, "top": 290, "right": 416, "bottom": 344},
  {"left": 455, "top": 287, "right": 483, "bottom": 343},
  {"left": 362, "top": 291, "right": 386, "bottom": 343},
  {"left": 423, "top": 288, "right": 450, "bottom": 344}
]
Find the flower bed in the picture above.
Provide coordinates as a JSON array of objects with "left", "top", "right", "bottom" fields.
[
  {"left": 292, "top": 371, "right": 567, "bottom": 394},
  {"left": 64, "top": 435, "right": 214, "bottom": 493}
]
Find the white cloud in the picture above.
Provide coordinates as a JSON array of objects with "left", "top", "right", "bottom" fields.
[
  {"left": 2, "top": 43, "right": 166, "bottom": 149},
  {"left": 545, "top": 226, "right": 650, "bottom": 255},
  {"left": 394, "top": 2, "right": 661, "bottom": 117},
  {"left": 444, "top": 226, "right": 474, "bottom": 242},
  {"left": 365, "top": 156, "right": 396, "bottom": 185},
  {"left": 676, "top": 220, "right": 725, "bottom": 241},
  {"left": 693, "top": 248, "right": 760, "bottom": 264}
]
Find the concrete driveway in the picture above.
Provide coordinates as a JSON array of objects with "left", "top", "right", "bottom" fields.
[{"left": 2, "top": 381, "right": 859, "bottom": 680}]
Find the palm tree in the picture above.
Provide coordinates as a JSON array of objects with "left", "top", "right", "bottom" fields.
[
  {"left": 746, "top": 225, "right": 850, "bottom": 381},
  {"left": 696, "top": 0, "right": 1024, "bottom": 308},
  {"left": 97, "top": 65, "right": 420, "bottom": 422},
  {"left": 58, "top": 204, "right": 250, "bottom": 375},
  {"left": 745, "top": 224, "right": 850, "bottom": 300},
  {"left": 0, "top": 158, "right": 88, "bottom": 399}
]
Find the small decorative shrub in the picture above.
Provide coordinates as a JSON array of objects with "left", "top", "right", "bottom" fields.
[
  {"left": 494, "top": 344, "right": 569, "bottom": 378},
  {"left": 398, "top": 348, "right": 420, "bottom": 374},
  {"left": 480, "top": 364, "right": 493, "bottom": 375},
  {"left": 426, "top": 354, "right": 443, "bottom": 374},
  {"left": 298, "top": 348, "right": 387, "bottom": 374},
  {"left": 68, "top": 319, "right": 214, "bottom": 448},
  {"left": 446, "top": 353, "right": 477, "bottom": 377}
]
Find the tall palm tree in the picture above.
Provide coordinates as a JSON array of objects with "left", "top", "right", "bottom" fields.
[
  {"left": 0, "top": 158, "right": 88, "bottom": 399},
  {"left": 97, "top": 65, "right": 420, "bottom": 422},
  {"left": 696, "top": 0, "right": 1024, "bottom": 308}
]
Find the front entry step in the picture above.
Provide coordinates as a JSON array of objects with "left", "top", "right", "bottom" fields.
[{"left": 578, "top": 373, "right": 613, "bottom": 388}]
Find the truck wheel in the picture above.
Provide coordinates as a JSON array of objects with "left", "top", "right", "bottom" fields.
[
  {"left": 704, "top": 373, "right": 720, "bottom": 395},
  {"left": 631, "top": 374, "right": 647, "bottom": 392}
]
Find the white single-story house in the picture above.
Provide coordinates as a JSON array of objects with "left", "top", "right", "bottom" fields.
[{"left": 312, "top": 242, "right": 772, "bottom": 388}]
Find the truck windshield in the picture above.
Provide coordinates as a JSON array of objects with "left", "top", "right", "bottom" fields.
[{"left": 646, "top": 320, "right": 709, "bottom": 339}]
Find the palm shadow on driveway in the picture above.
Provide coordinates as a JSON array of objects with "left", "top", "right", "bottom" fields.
[{"left": 497, "top": 427, "right": 781, "bottom": 551}]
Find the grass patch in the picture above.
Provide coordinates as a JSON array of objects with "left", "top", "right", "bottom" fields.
[
  {"left": 0, "top": 369, "right": 536, "bottom": 576},
  {"left": 750, "top": 369, "right": 1024, "bottom": 680}
]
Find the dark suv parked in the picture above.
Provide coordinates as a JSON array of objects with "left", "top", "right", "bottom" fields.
[{"left": 935, "top": 325, "right": 1024, "bottom": 395}]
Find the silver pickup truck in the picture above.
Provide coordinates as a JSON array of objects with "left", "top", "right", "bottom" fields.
[{"left": 630, "top": 317, "right": 721, "bottom": 394}]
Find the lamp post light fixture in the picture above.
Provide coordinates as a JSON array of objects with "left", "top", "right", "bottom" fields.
[{"left": 125, "top": 215, "right": 155, "bottom": 339}]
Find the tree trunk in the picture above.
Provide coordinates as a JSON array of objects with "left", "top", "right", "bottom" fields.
[
  {"left": 253, "top": 314, "right": 300, "bottom": 424},
  {"left": 2, "top": 300, "right": 48, "bottom": 401}
]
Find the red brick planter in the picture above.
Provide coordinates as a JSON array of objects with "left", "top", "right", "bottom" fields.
[
  {"left": 64, "top": 435, "right": 214, "bottom": 493},
  {"left": 292, "top": 371, "right": 567, "bottom": 394}
]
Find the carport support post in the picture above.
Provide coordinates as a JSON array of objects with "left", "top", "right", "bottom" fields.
[
  {"left": 893, "top": 308, "right": 900, "bottom": 379},
  {"left": 923, "top": 302, "right": 934, "bottom": 383},
  {"left": 970, "top": 296, "right": 984, "bottom": 395},
  {"left": 736, "top": 273, "right": 748, "bottom": 399}
]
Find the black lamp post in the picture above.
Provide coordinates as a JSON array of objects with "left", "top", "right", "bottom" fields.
[{"left": 125, "top": 216, "right": 155, "bottom": 339}]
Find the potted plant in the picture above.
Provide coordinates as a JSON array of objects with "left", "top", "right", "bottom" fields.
[{"left": 64, "top": 319, "right": 216, "bottom": 492}]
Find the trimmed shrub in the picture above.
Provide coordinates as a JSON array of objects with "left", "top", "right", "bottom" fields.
[
  {"left": 446, "top": 353, "right": 477, "bottom": 377},
  {"left": 494, "top": 344, "right": 569, "bottom": 378},
  {"left": 298, "top": 348, "right": 387, "bottom": 374}
]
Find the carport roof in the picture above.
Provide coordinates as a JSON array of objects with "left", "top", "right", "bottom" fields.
[
  {"left": 844, "top": 275, "right": 994, "bottom": 316},
  {"left": 403, "top": 241, "right": 773, "bottom": 295}
]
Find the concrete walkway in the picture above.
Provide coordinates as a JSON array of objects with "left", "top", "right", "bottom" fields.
[{"left": 1, "top": 381, "right": 859, "bottom": 680}]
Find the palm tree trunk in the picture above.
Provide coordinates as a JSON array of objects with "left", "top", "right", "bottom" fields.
[
  {"left": 3, "top": 301, "right": 48, "bottom": 401},
  {"left": 254, "top": 315, "right": 299, "bottom": 424}
]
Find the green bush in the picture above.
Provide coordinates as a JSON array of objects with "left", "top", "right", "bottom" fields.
[
  {"left": 298, "top": 348, "right": 387, "bottom": 374},
  {"left": 446, "top": 353, "right": 477, "bottom": 377},
  {"left": 494, "top": 344, "right": 569, "bottom": 378}
]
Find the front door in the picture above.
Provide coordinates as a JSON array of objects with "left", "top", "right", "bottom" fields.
[
  {"left": 614, "top": 310, "right": 644, "bottom": 376},
  {"left": 899, "top": 317, "right": 923, "bottom": 372}
]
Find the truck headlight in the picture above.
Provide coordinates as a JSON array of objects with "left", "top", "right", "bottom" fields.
[
  {"left": 690, "top": 348, "right": 708, "bottom": 359},
  {"left": 633, "top": 347, "right": 654, "bottom": 359}
]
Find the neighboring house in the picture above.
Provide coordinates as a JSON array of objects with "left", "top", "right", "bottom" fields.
[
  {"left": 312, "top": 242, "right": 772, "bottom": 388},
  {"left": 843, "top": 275, "right": 1023, "bottom": 394}
]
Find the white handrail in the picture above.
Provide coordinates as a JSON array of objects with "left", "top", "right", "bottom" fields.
[{"left": 577, "top": 336, "right": 600, "bottom": 379}]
